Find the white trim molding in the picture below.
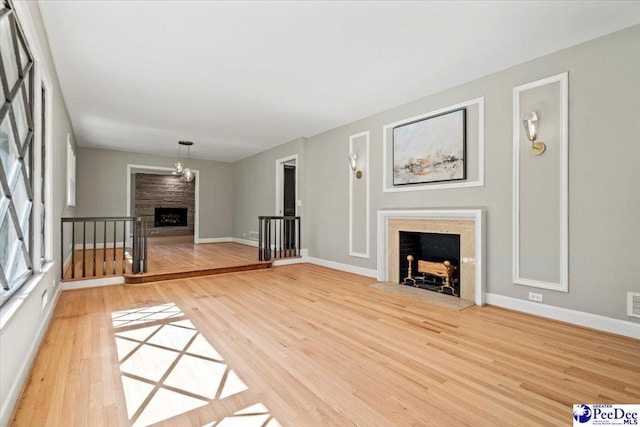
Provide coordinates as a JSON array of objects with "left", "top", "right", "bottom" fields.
[
  {"left": 231, "top": 237, "right": 258, "bottom": 247},
  {"left": 382, "top": 97, "right": 485, "bottom": 193},
  {"left": 198, "top": 237, "right": 233, "bottom": 244},
  {"left": 61, "top": 276, "right": 125, "bottom": 290},
  {"left": 486, "top": 293, "right": 640, "bottom": 340},
  {"left": 273, "top": 249, "right": 309, "bottom": 266},
  {"left": 512, "top": 72, "right": 569, "bottom": 292},
  {"left": 377, "top": 209, "right": 485, "bottom": 305},
  {"left": 307, "top": 257, "right": 378, "bottom": 278},
  {"left": 349, "top": 130, "right": 370, "bottom": 258}
]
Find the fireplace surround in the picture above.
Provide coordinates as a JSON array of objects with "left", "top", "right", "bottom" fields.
[{"left": 377, "top": 209, "right": 484, "bottom": 305}]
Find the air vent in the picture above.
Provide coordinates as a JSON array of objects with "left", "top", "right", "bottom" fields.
[
  {"left": 249, "top": 231, "right": 259, "bottom": 241},
  {"left": 628, "top": 292, "right": 640, "bottom": 318}
]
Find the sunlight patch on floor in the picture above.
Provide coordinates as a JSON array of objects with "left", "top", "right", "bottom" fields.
[
  {"left": 111, "top": 302, "right": 278, "bottom": 427},
  {"left": 203, "top": 403, "right": 283, "bottom": 427}
]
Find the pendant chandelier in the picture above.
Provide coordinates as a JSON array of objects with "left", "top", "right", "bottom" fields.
[{"left": 174, "top": 140, "right": 195, "bottom": 182}]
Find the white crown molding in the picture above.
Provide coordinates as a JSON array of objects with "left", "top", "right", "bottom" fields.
[
  {"left": 486, "top": 293, "right": 640, "bottom": 340},
  {"left": 512, "top": 72, "right": 569, "bottom": 292},
  {"left": 382, "top": 97, "right": 485, "bottom": 193},
  {"left": 349, "top": 130, "right": 370, "bottom": 259}
]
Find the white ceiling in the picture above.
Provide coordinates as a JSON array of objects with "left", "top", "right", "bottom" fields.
[{"left": 38, "top": 1, "right": 640, "bottom": 163}]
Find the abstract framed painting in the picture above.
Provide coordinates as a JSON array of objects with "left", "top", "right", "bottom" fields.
[{"left": 392, "top": 108, "right": 466, "bottom": 185}]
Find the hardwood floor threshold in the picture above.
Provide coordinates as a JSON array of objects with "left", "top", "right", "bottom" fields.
[{"left": 123, "top": 262, "right": 272, "bottom": 284}]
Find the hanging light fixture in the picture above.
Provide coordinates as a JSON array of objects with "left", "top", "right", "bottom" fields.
[
  {"left": 177, "top": 140, "right": 195, "bottom": 182},
  {"left": 174, "top": 141, "right": 186, "bottom": 174}
]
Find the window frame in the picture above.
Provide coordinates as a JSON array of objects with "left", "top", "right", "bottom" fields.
[{"left": 0, "top": 0, "right": 53, "bottom": 308}]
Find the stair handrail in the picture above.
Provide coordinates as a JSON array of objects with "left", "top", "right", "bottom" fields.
[{"left": 61, "top": 216, "right": 149, "bottom": 279}]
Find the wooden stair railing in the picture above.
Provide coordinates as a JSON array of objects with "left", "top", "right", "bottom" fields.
[
  {"left": 258, "top": 216, "right": 300, "bottom": 261},
  {"left": 61, "top": 216, "right": 148, "bottom": 279}
]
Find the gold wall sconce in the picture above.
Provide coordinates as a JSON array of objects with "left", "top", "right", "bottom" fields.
[
  {"left": 349, "top": 152, "right": 363, "bottom": 179},
  {"left": 522, "top": 111, "right": 546, "bottom": 156}
]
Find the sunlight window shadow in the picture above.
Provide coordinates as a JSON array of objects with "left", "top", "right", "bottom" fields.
[{"left": 111, "top": 303, "right": 279, "bottom": 427}]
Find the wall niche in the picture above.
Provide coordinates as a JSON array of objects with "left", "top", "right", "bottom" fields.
[{"left": 134, "top": 173, "right": 195, "bottom": 237}]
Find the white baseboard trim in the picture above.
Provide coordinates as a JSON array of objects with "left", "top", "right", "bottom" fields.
[
  {"left": 485, "top": 293, "right": 640, "bottom": 340},
  {"left": 0, "top": 280, "right": 61, "bottom": 427},
  {"left": 307, "top": 256, "right": 378, "bottom": 278},
  {"left": 61, "top": 276, "right": 125, "bottom": 290},
  {"left": 74, "top": 241, "right": 125, "bottom": 250},
  {"left": 231, "top": 237, "right": 259, "bottom": 247},
  {"left": 272, "top": 249, "right": 309, "bottom": 266},
  {"left": 197, "top": 237, "right": 233, "bottom": 244}
]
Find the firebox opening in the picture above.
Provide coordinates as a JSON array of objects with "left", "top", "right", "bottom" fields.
[
  {"left": 399, "top": 231, "right": 461, "bottom": 297},
  {"left": 154, "top": 207, "right": 188, "bottom": 227}
]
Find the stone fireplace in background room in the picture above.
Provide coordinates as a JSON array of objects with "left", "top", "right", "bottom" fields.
[{"left": 134, "top": 173, "right": 195, "bottom": 237}]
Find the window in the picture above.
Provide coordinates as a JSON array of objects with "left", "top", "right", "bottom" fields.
[
  {"left": 40, "top": 83, "right": 45, "bottom": 263},
  {"left": 0, "top": 0, "right": 36, "bottom": 306}
]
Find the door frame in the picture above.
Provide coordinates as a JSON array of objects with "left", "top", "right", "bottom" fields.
[{"left": 274, "top": 154, "right": 298, "bottom": 216}]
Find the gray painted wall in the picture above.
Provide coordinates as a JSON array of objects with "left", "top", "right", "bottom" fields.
[
  {"left": 0, "top": 2, "right": 77, "bottom": 424},
  {"left": 302, "top": 24, "right": 640, "bottom": 322},
  {"left": 76, "top": 147, "right": 233, "bottom": 239},
  {"left": 231, "top": 137, "right": 307, "bottom": 245}
]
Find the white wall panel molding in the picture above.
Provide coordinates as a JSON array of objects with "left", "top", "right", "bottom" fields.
[
  {"left": 512, "top": 72, "right": 569, "bottom": 292},
  {"left": 349, "top": 131, "right": 370, "bottom": 258},
  {"left": 382, "top": 97, "right": 484, "bottom": 192}
]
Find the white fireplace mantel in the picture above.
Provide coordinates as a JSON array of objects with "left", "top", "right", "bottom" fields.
[{"left": 377, "top": 209, "right": 485, "bottom": 305}]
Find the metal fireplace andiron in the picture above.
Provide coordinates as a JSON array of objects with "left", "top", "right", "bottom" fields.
[{"left": 403, "top": 254, "right": 458, "bottom": 296}]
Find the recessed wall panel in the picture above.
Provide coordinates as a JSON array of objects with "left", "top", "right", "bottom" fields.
[{"left": 513, "top": 73, "right": 568, "bottom": 291}]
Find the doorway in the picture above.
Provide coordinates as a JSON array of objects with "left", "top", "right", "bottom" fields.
[
  {"left": 275, "top": 155, "right": 298, "bottom": 250},
  {"left": 283, "top": 165, "right": 296, "bottom": 216},
  {"left": 274, "top": 155, "right": 298, "bottom": 217},
  {"left": 283, "top": 164, "right": 296, "bottom": 249}
]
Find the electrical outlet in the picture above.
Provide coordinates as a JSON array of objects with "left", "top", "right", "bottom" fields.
[{"left": 529, "top": 292, "right": 543, "bottom": 303}]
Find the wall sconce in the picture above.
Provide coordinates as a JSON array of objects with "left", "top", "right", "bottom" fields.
[
  {"left": 349, "top": 152, "right": 363, "bottom": 179},
  {"left": 522, "top": 111, "right": 546, "bottom": 156}
]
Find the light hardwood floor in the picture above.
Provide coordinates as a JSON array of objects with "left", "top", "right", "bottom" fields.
[
  {"left": 63, "top": 237, "right": 268, "bottom": 283},
  {"left": 11, "top": 264, "right": 640, "bottom": 426}
]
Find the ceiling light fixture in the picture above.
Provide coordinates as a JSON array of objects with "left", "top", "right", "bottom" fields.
[{"left": 175, "top": 140, "right": 195, "bottom": 182}]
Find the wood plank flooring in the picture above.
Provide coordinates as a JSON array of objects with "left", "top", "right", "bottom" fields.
[
  {"left": 11, "top": 264, "right": 640, "bottom": 426},
  {"left": 63, "top": 237, "right": 271, "bottom": 283}
]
